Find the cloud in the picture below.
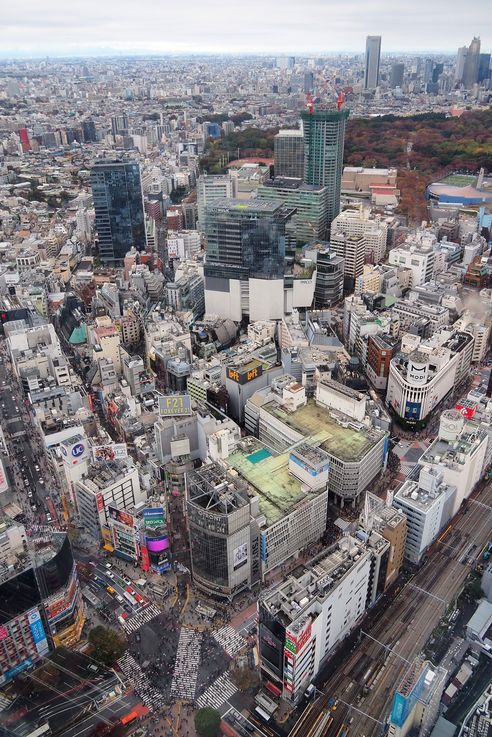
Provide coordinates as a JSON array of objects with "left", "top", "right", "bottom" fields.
[{"left": 0, "top": 0, "right": 489, "bottom": 55}]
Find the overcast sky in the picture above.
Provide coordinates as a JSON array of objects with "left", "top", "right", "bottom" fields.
[{"left": 1, "top": 0, "right": 490, "bottom": 57}]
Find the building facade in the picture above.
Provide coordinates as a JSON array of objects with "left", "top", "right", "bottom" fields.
[
  {"left": 274, "top": 130, "right": 304, "bottom": 179},
  {"left": 301, "top": 109, "right": 350, "bottom": 229},
  {"left": 90, "top": 160, "right": 146, "bottom": 263}
]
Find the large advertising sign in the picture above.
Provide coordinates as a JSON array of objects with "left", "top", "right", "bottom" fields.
[
  {"left": 61, "top": 438, "right": 89, "bottom": 466},
  {"left": 45, "top": 572, "right": 78, "bottom": 624},
  {"left": 108, "top": 505, "right": 135, "bottom": 528},
  {"left": 285, "top": 619, "right": 312, "bottom": 656},
  {"left": 143, "top": 507, "right": 165, "bottom": 528},
  {"left": 0, "top": 458, "right": 8, "bottom": 493},
  {"left": 27, "top": 609, "right": 49, "bottom": 656},
  {"left": 92, "top": 443, "right": 128, "bottom": 462},
  {"left": 145, "top": 536, "right": 169, "bottom": 553},
  {"left": 158, "top": 394, "right": 192, "bottom": 417},
  {"left": 227, "top": 364, "right": 263, "bottom": 385},
  {"left": 96, "top": 493, "right": 105, "bottom": 513},
  {"left": 233, "top": 543, "right": 248, "bottom": 571},
  {"left": 140, "top": 544, "right": 150, "bottom": 572}
]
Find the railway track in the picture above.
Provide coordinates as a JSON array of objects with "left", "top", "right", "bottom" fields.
[{"left": 288, "top": 481, "right": 492, "bottom": 737}]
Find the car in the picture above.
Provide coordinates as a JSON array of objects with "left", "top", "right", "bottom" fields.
[
  {"left": 31, "top": 504, "right": 37, "bottom": 511},
  {"left": 134, "top": 593, "right": 143, "bottom": 603},
  {"left": 106, "top": 572, "right": 115, "bottom": 580},
  {"left": 27, "top": 492, "right": 33, "bottom": 498},
  {"left": 39, "top": 479, "right": 44, "bottom": 485},
  {"left": 105, "top": 563, "right": 112, "bottom": 570},
  {"left": 46, "top": 513, "right": 52, "bottom": 522},
  {"left": 34, "top": 465, "right": 40, "bottom": 472}
]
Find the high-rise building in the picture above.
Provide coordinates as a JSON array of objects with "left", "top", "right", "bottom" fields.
[
  {"left": 256, "top": 178, "right": 328, "bottom": 244},
  {"left": 111, "top": 113, "right": 129, "bottom": 137},
  {"left": 303, "top": 71, "right": 314, "bottom": 93},
  {"left": 197, "top": 172, "right": 237, "bottom": 227},
  {"left": 203, "top": 199, "right": 295, "bottom": 321},
  {"left": 455, "top": 46, "right": 468, "bottom": 82},
  {"left": 301, "top": 108, "right": 349, "bottom": 229},
  {"left": 478, "top": 53, "right": 491, "bottom": 82},
  {"left": 274, "top": 130, "right": 304, "bottom": 178},
  {"left": 462, "top": 36, "right": 481, "bottom": 88},
  {"left": 423, "top": 58, "right": 434, "bottom": 84},
  {"left": 390, "top": 63, "right": 404, "bottom": 88},
  {"left": 90, "top": 160, "right": 146, "bottom": 263},
  {"left": 364, "top": 35, "right": 381, "bottom": 89},
  {"left": 313, "top": 248, "right": 345, "bottom": 307},
  {"left": 187, "top": 463, "right": 261, "bottom": 600}
]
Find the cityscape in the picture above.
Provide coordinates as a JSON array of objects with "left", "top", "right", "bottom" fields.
[{"left": 0, "top": 5, "right": 491, "bottom": 737}]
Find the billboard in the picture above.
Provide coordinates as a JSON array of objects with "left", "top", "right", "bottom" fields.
[
  {"left": 92, "top": 443, "right": 128, "bottom": 462},
  {"left": 28, "top": 609, "right": 49, "bottom": 656},
  {"left": 0, "top": 459, "right": 8, "bottom": 494},
  {"left": 285, "top": 619, "right": 312, "bottom": 656},
  {"left": 227, "top": 364, "right": 263, "bottom": 385},
  {"left": 96, "top": 493, "right": 105, "bottom": 513},
  {"left": 61, "top": 438, "right": 89, "bottom": 466},
  {"left": 140, "top": 544, "right": 150, "bottom": 572},
  {"left": 146, "top": 536, "right": 169, "bottom": 553},
  {"left": 158, "top": 394, "right": 192, "bottom": 417},
  {"left": 45, "top": 573, "right": 78, "bottom": 625},
  {"left": 143, "top": 507, "right": 165, "bottom": 529},
  {"left": 108, "top": 505, "right": 135, "bottom": 528},
  {"left": 233, "top": 543, "right": 248, "bottom": 570}
]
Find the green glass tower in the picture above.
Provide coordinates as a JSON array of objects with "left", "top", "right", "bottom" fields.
[{"left": 301, "top": 108, "right": 350, "bottom": 229}]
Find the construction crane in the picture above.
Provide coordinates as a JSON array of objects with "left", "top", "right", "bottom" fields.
[{"left": 309, "top": 72, "right": 345, "bottom": 111}]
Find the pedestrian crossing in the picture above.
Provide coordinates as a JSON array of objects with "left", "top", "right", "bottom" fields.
[
  {"left": 121, "top": 603, "right": 161, "bottom": 633},
  {"left": 117, "top": 652, "right": 166, "bottom": 711},
  {"left": 196, "top": 672, "right": 238, "bottom": 710},
  {"left": 212, "top": 625, "right": 247, "bottom": 657},
  {"left": 170, "top": 628, "right": 202, "bottom": 701}
]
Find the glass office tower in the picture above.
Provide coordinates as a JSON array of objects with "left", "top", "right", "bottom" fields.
[
  {"left": 203, "top": 199, "right": 295, "bottom": 282},
  {"left": 301, "top": 109, "right": 350, "bottom": 229},
  {"left": 90, "top": 160, "right": 146, "bottom": 263}
]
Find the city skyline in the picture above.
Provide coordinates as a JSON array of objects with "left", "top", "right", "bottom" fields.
[{"left": 0, "top": 0, "right": 490, "bottom": 57}]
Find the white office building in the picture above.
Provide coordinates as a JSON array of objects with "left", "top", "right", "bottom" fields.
[
  {"left": 197, "top": 172, "right": 237, "bottom": 227},
  {"left": 386, "top": 332, "right": 474, "bottom": 426},
  {"left": 74, "top": 460, "right": 144, "bottom": 540},
  {"left": 388, "top": 235, "right": 436, "bottom": 287},
  {"left": 393, "top": 467, "right": 455, "bottom": 564},
  {"left": 258, "top": 533, "right": 389, "bottom": 703},
  {"left": 419, "top": 410, "right": 488, "bottom": 515}
]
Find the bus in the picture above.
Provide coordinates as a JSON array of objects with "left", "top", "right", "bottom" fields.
[{"left": 123, "top": 591, "right": 137, "bottom": 606}]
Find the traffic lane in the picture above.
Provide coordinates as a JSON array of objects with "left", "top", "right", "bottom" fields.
[{"left": 90, "top": 564, "right": 150, "bottom": 618}]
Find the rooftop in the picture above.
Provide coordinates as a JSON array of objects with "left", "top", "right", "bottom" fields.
[
  {"left": 394, "top": 477, "right": 452, "bottom": 512},
  {"left": 262, "top": 398, "right": 383, "bottom": 462},
  {"left": 260, "top": 536, "right": 372, "bottom": 627},
  {"left": 227, "top": 438, "right": 326, "bottom": 526}
]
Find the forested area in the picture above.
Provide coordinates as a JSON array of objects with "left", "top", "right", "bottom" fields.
[{"left": 200, "top": 109, "right": 492, "bottom": 223}]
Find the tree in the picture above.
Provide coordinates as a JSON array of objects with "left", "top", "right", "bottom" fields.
[
  {"left": 194, "top": 707, "right": 221, "bottom": 737},
  {"left": 88, "top": 625, "right": 125, "bottom": 667}
]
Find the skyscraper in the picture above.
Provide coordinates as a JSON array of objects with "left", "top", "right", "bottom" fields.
[
  {"left": 301, "top": 108, "right": 350, "bottom": 228},
  {"left": 90, "top": 160, "right": 146, "bottom": 263},
  {"left": 455, "top": 46, "right": 468, "bottom": 83},
  {"left": 274, "top": 129, "right": 304, "bottom": 178},
  {"left": 303, "top": 71, "right": 314, "bottom": 93},
  {"left": 462, "top": 36, "right": 481, "bottom": 88},
  {"left": 478, "top": 53, "right": 491, "bottom": 83},
  {"left": 364, "top": 36, "right": 381, "bottom": 89},
  {"left": 390, "top": 63, "right": 405, "bottom": 89},
  {"left": 203, "top": 199, "right": 295, "bottom": 321}
]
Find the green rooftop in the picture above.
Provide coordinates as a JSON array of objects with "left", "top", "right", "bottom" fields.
[
  {"left": 263, "top": 399, "right": 382, "bottom": 462},
  {"left": 227, "top": 439, "right": 321, "bottom": 526}
]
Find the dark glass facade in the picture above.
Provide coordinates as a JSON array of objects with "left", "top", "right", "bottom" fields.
[
  {"left": 203, "top": 199, "right": 294, "bottom": 281},
  {"left": 90, "top": 160, "right": 146, "bottom": 263},
  {"left": 188, "top": 525, "right": 229, "bottom": 588},
  {"left": 0, "top": 535, "right": 75, "bottom": 625},
  {"left": 301, "top": 109, "right": 349, "bottom": 229},
  {"left": 258, "top": 602, "right": 286, "bottom": 680}
]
